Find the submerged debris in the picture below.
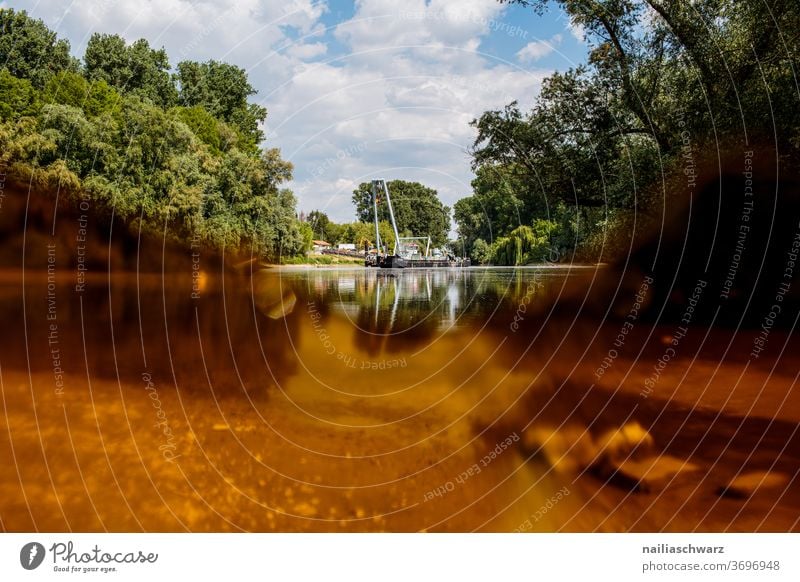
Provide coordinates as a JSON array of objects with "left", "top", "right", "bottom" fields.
[
  {"left": 602, "top": 455, "right": 700, "bottom": 494},
  {"left": 522, "top": 421, "right": 701, "bottom": 494},
  {"left": 716, "top": 471, "right": 791, "bottom": 499},
  {"left": 522, "top": 424, "right": 597, "bottom": 474}
]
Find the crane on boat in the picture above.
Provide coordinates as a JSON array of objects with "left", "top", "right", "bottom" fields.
[{"left": 365, "top": 179, "right": 470, "bottom": 269}]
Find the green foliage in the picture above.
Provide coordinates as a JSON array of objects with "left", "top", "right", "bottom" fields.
[
  {"left": 337, "top": 221, "right": 374, "bottom": 250},
  {"left": 571, "top": 209, "right": 638, "bottom": 264},
  {"left": 463, "top": 0, "right": 800, "bottom": 263},
  {"left": 84, "top": 34, "right": 178, "bottom": 108},
  {"left": 488, "top": 220, "right": 559, "bottom": 265},
  {"left": 0, "top": 7, "right": 305, "bottom": 261},
  {"left": 175, "top": 60, "right": 266, "bottom": 149},
  {"left": 307, "top": 210, "right": 331, "bottom": 240},
  {"left": 352, "top": 180, "right": 451, "bottom": 246},
  {"left": 0, "top": 9, "right": 76, "bottom": 88},
  {"left": 280, "top": 254, "right": 364, "bottom": 265},
  {"left": 453, "top": 164, "right": 535, "bottom": 253},
  {"left": 0, "top": 69, "right": 40, "bottom": 120},
  {"left": 43, "top": 71, "right": 120, "bottom": 117},
  {"left": 302, "top": 211, "right": 398, "bottom": 251},
  {"left": 37, "top": 103, "right": 117, "bottom": 177},
  {"left": 298, "top": 221, "right": 314, "bottom": 253},
  {"left": 376, "top": 220, "right": 397, "bottom": 252},
  {"left": 171, "top": 105, "right": 229, "bottom": 154},
  {"left": 471, "top": 238, "right": 492, "bottom": 265}
]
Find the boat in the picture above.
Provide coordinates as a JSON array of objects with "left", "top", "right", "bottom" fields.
[{"left": 365, "top": 179, "right": 471, "bottom": 269}]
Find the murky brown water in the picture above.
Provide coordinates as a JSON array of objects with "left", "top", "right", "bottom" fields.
[{"left": 1, "top": 266, "right": 798, "bottom": 532}]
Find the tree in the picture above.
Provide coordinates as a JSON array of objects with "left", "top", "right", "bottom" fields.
[
  {"left": 338, "top": 221, "right": 374, "bottom": 249},
  {"left": 471, "top": 68, "right": 660, "bottom": 210},
  {"left": 377, "top": 220, "right": 397, "bottom": 251},
  {"left": 471, "top": 238, "right": 491, "bottom": 265},
  {"left": 351, "top": 180, "right": 451, "bottom": 246},
  {"left": 37, "top": 103, "right": 118, "bottom": 178},
  {"left": 297, "top": 221, "right": 313, "bottom": 253},
  {"left": 175, "top": 60, "right": 266, "bottom": 149},
  {"left": 43, "top": 71, "right": 120, "bottom": 117},
  {"left": 170, "top": 105, "right": 245, "bottom": 155},
  {"left": 501, "top": 0, "right": 670, "bottom": 150},
  {"left": 463, "top": 0, "right": 800, "bottom": 262},
  {"left": 0, "top": 69, "right": 40, "bottom": 120},
  {"left": 500, "top": 0, "right": 800, "bottom": 153},
  {"left": 453, "top": 164, "right": 536, "bottom": 253},
  {"left": 488, "top": 221, "right": 559, "bottom": 265},
  {"left": 0, "top": 9, "right": 76, "bottom": 87},
  {"left": 0, "top": 10, "right": 305, "bottom": 262},
  {"left": 84, "top": 34, "right": 177, "bottom": 108},
  {"left": 306, "top": 210, "right": 331, "bottom": 240}
]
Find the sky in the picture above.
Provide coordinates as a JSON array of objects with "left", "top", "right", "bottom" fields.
[{"left": 6, "top": 0, "right": 589, "bottom": 224}]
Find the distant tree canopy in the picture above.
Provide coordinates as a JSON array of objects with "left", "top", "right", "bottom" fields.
[
  {"left": 307, "top": 210, "right": 332, "bottom": 241},
  {"left": 175, "top": 60, "right": 266, "bottom": 150},
  {"left": 301, "top": 210, "right": 400, "bottom": 253},
  {"left": 458, "top": 0, "right": 800, "bottom": 264},
  {"left": 454, "top": 164, "right": 538, "bottom": 254},
  {"left": 84, "top": 33, "right": 177, "bottom": 108},
  {"left": 0, "top": 9, "right": 77, "bottom": 87},
  {"left": 0, "top": 8, "right": 305, "bottom": 260},
  {"left": 0, "top": 69, "right": 40, "bottom": 119},
  {"left": 352, "top": 180, "right": 451, "bottom": 247}
]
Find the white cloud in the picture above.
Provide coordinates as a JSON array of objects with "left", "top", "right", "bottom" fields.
[
  {"left": 334, "top": 0, "right": 507, "bottom": 52},
  {"left": 15, "top": 0, "right": 325, "bottom": 67},
  {"left": 273, "top": 59, "right": 547, "bottom": 221},
  {"left": 269, "top": 0, "right": 550, "bottom": 221},
  {"left": 568, "top": 20, "right": 586, "bottom": 44},
  {"left": 516, "top": 34, "right": 562, "bottom": 63},
  {"left": 286, "top": 41, "right": 328, "bottom": 60}
]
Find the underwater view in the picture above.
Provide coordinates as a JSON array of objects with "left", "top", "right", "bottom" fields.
[{"left": 2, "top": 265, "right": 797, "bottom": 532}]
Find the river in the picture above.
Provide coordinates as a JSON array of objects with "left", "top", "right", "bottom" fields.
[{"left": 1, "top": 266, "right": 798, "bottom": 531}]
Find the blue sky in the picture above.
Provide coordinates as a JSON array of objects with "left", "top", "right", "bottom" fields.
[{"left": 6, "top": 0, "right": 589, "bottom": 224}]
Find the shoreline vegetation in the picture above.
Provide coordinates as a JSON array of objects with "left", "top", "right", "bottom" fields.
[
  {"left": 279, "top": 254, "right": 365, "bottom": 267},
  {"left": 2, "top": 3, "right": 798, "bottom": 268},
  {"left": 0, "top": 8, "right": 307, "bottom": 265}
]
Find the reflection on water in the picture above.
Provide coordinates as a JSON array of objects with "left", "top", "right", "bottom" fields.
[
  {"left": 1, "top": 266, "right": 799, "bottom": 532},
  {"left": 296, "top": 267, "right": 552, "bottom": 330},
  {"left": 294, "top": 268, "right": 560, "bottom": 350}
]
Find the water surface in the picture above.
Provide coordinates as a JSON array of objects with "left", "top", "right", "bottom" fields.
[{"left": 1, "top": 266, "right": 798, "bottom": 532}]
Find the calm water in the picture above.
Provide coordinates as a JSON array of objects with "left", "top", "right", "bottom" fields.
[{"left": 1, "top": 266, "right": 798, "bottom": 532}]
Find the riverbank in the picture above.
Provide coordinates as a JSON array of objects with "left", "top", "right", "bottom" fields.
[{"left": 280, "top": 255, "right": 365, "bottom": 266}]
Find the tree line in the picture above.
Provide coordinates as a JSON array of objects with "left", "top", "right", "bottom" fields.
[
  {"left": 0, "top": 9, "right": 451, "bottom": 262},
  {"left": 0, "top": 8, "right": 309, "bottom": 260},
  {"left": 302, "top": 180, "right": 452, "bottom": 253},
  {"left": 6, "top": 3, "right": 796, "bottom": 266}
]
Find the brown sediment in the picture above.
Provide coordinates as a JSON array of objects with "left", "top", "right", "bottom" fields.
[{"left": 0, "top": 267, "right": 797, "bottom": 533}]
